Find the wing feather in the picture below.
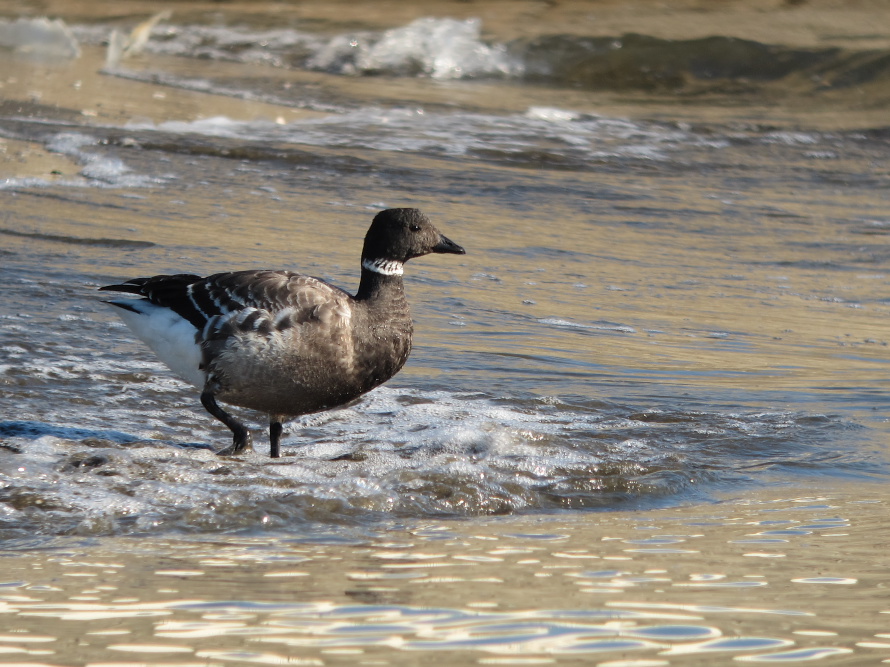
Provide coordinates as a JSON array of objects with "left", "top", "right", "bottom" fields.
[{"left": 102, "top": 270, "right": 352, "bottom": 334}]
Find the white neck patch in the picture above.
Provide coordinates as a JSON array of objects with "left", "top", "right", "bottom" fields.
[{"left": 362, "top": 258, "right": 404, "bottom": 276}]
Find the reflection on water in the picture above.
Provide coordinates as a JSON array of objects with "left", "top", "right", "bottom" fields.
[{"left": 0, "top": 490, "right": 883, "bottom": 664}]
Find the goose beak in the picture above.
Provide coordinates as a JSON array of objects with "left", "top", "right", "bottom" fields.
[{"left": 432, "top": 234, "right": 465, "bottom": 255}]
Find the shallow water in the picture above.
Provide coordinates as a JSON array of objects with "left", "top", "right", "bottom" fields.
[
  {"left": 1, "top": 1, "right": 890, "bottom": 664},
  {"left": 0, "top": 488, "right": 887, "bottom": 665}
]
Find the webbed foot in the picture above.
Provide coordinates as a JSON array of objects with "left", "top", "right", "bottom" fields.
[
  {"left": 216, "top": 427, "right": 253, "bottom": 456},
  {"left": 201, "top": 390, "right": 253, "bottom": 456}
]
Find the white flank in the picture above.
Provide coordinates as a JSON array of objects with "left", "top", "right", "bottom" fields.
[
  {"left": 362, "top": 258, "right": 404, "bottom": 276},
  {"left": 108, "top": 300, "right": 206, "bottom": 389}
]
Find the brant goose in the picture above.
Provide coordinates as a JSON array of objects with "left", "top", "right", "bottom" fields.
[{"left": 100, "top": 208, "right": 465, "bottom": 458}]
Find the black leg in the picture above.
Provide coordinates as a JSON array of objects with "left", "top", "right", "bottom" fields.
[
  {"left": 270, "top": 420, "right": 283, "bottom": 459},
  {"left": 201, "top": 391, "right": 253, "bottom": 456}
]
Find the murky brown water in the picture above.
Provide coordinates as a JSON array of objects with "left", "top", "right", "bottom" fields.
[{"left": 2, "top": 1, "right": 890, "bottom": 664}]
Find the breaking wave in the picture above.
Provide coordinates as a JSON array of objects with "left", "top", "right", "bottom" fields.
[{"left": 61, "top": 16, "right": 890, "bottom": 96}]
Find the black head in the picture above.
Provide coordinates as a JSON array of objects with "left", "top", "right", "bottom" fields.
[{"left": 362, "top": 208, "right": 465, "bottom": 265}]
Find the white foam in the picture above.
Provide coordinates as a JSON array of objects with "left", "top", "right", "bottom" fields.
[
  {"left": 0, "top": 17, "right": 80, "bottom": 59},
  {"left": 132, "top": 116, "right": 249, "bottom": 138},
  {"left": 0, "top": 371, "right": 853, "bottom": 535},
  {"left": 3, "top": 132, "right": 157, "bottom": 189},
  {"left": 349, "top": 17, "right": 519, "bottom": 80},
  {"left": 77, "top": 16, "right": 524, "bottom": 82},
  {"left": 125, "top": 106, "right": 693, "bottom": 167},
  {"left": 525, "top": 107, "right": 582, "bottom": 122},
  {"left": 539, "top": 318, "right": 636, "bottom": 334},
  {"left": 763, "top": 131, "right": 819, "bottom": 146}
]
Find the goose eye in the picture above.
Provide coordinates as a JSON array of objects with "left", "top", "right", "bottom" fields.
[{"left": 409, "top": 223, "right": 421, "bottom": 232}]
